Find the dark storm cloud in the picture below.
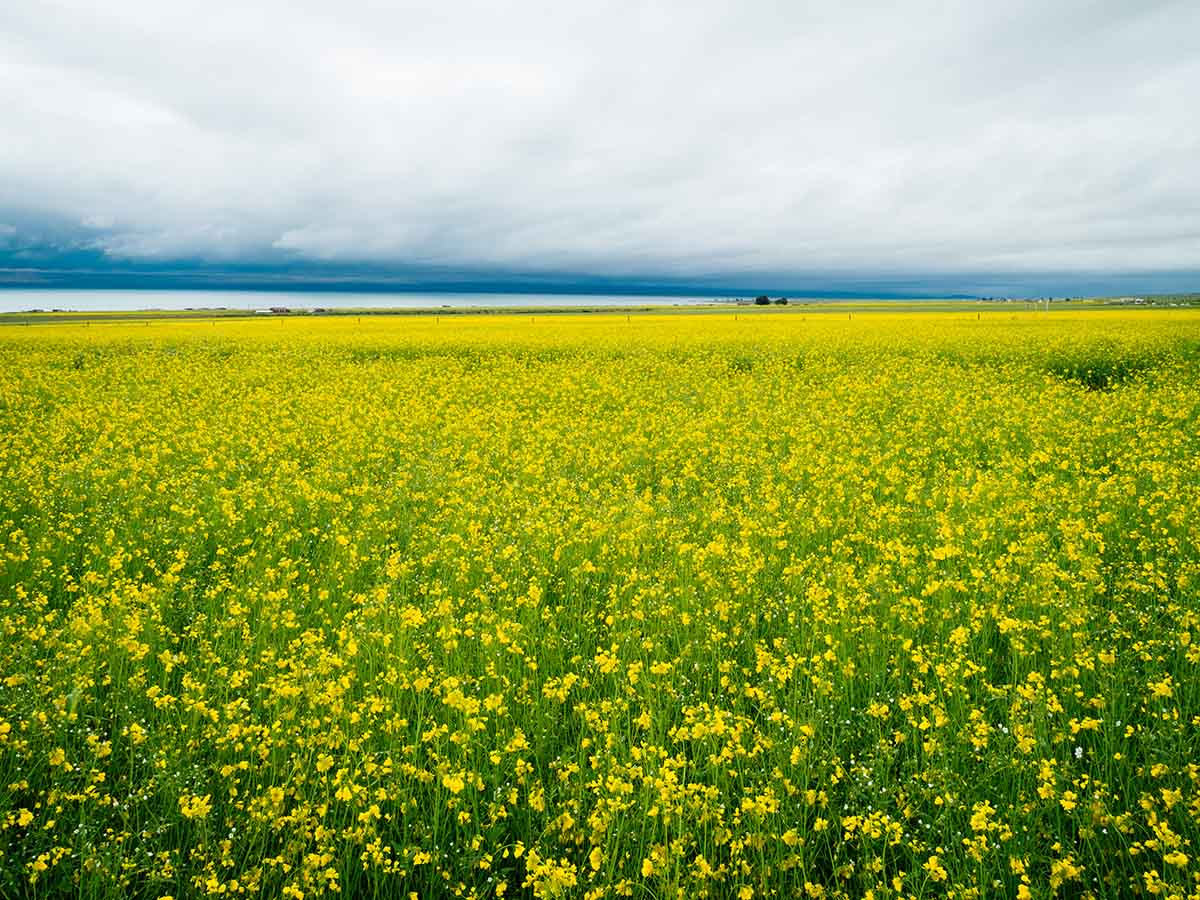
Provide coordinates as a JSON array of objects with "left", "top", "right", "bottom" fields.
[{"left": 1, "top": 1, "right": 1197, "bottom": 283}]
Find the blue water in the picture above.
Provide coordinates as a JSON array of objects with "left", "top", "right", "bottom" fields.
[{"left": 0, "top": 290, "right": 731, "bottom": 314}]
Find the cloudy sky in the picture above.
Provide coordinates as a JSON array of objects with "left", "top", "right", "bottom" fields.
[{"left": 1, "top": 0, "right": 1198, "bottom": 294}]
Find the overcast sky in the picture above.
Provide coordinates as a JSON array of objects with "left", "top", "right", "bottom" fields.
[{"left": 1, "top": 0, "right": 1198, "bottom": 291}]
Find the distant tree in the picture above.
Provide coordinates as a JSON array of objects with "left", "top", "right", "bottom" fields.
[
  {"left": 754, "top": 295, "right": 771, "bottom": 305},
  {"left": 774, "top": 297, "right": 788, "bottom": 305}
]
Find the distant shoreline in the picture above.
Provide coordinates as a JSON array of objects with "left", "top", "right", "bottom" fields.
[{"left": 2, "top": 294, "right": 1197, "bottom": 326}]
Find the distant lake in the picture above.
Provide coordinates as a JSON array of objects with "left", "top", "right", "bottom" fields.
[{"left": 0, "top": 289, "right": 730, "bottom": 314}]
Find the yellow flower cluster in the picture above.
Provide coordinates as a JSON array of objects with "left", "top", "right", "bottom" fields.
[{"left": 0, "top": 307, "right": 1198, "bottom": 898}]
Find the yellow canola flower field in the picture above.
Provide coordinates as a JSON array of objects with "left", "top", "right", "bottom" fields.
[{"left": 0, "top": 308, "right": 1199, "bottom": 900}]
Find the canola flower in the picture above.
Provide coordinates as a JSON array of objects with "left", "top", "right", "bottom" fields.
[{"left": 0, "top": 307, "right": 1198, "bottom": 899}]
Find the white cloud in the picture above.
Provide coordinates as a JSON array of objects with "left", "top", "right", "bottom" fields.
[{"left": 0, "top": 0, "right": 1198, "bottom": 278}]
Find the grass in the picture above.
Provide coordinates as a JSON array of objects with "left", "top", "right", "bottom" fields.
[{"left": 0, "top": 308, "right": 1198, "bottom": 899}]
